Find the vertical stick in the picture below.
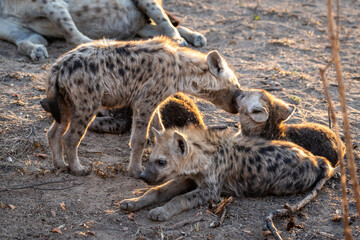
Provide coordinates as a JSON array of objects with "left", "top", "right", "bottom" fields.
[
  {"left": 327, "top": 0, "right": 360, "bottom": 225},
  {"left": 320, "top": 63, "right": 352, "bottom": 240}
]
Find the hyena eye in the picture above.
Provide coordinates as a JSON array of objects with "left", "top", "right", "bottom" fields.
[{"left": 157, "top": 160, "right": 166, "bottom": 166}]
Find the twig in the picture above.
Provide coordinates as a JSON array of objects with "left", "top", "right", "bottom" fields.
[
  {"left": 263, "top": 177, "right": 330, "bottom": 240},
  {"left": 320, "top": 62, "right": 352, "bottom": 239},
  {"left": 0, "top": 179, "right": 82, "bottom": 192},
  {"left": 25, "top": 124, "right": 35, "bottom": 139},
  {"left": 327, "top": 0, "right": 360, "bottom": 227}
]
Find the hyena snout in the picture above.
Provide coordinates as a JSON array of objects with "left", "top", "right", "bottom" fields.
[
  {"left": 140, "top": 167, "right": 162, "bottom": 186},
  {"left": 212, "top": 88, "right": 242, "bottom": 114}
]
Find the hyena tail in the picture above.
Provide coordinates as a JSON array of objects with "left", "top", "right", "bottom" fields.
[
  {"left": 46, "top": 72, "right": 62, "bottom": 124},
  {"left": 165, "top": 11, "right": 180, "bottom": 27}
]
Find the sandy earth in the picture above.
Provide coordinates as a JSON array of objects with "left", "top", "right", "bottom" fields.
[{"left": 1, "top": 0, "right": 360, "bottom": 239}]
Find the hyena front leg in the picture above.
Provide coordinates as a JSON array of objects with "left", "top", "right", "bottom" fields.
[
  {"left": 128, "top": 106, "right": 157, "bottom": 178},
  {"left": 120, "top": 177, "right": 196, "bottom": 211},
  {"left": 42, "top": 0, "right": 91, "bottom": 44},
  {"left": 134, "top": 0, "right": 187, "bottom": 46},
  {"left": 149, "top": 185, "right": 218, "bottom": 221}
]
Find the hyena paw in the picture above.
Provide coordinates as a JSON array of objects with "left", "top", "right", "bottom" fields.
[
  {"left": 173, "top": 36, "right": 188, "bottom": 47},
  {"left": 29, "top": 45, "right": 49, "bottom": 60},
  {"left": 69, "top": 164, "right": 91, "bottom": 176},
  {"left": 119, "top": 198, "right": 141, "bottom": 211},
  {"left": 68, "top": 34, "right": 92, "bottom": 45},
  {"left": 192, "top": 33, "right": 207, "bottom": 47},
  {"left": 149, "top": 207, "right": 172, "bottom": 221}
]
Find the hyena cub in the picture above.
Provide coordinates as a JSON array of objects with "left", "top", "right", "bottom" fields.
[
  {"left": 236, "top": 89, "right": 345, "bottom": 167},
  {"left": 120, "top": 127, "right": 334, "bottom": 224},
  {"left": 45, "top": 36, "right": 240, "bottom": 177}
]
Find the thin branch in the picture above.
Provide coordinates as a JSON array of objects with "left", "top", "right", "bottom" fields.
[
  {"left": 320, "top": 63, "right": 352, "bottom": 239},
  {"left": 0, "top": 179, "right": 82, "bottom": 192},
  {"left": 327, "top": 0, "right": 360, "bottom": 224}
]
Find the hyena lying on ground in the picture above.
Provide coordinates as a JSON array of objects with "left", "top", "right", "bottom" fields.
[
  {"left": 41, "top": 93, "right": 205, "bottom": 134},
  {"left": 0, "top": 0, "right": 206, "bottom": 60},
  {"left": 120, "top": 126, "right": 334, "bottom": 239},
  {"left": 235, "top": 89, "right": 345, "bottom": 167},
  {"left": 45, "top": 36, "right": 240, "bottom": 177}
]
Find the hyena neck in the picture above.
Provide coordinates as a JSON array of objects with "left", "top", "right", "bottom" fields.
[
  {"left": 173, "top": 51, "right": 212, "bottom": 95},
  {"left": 178, "top": 129, "right": 219, "bottom": 177}
]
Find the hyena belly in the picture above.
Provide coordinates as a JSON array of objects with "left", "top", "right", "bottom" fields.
[{"left": 68, "top": 0, "right": 146, "bottom": 39}]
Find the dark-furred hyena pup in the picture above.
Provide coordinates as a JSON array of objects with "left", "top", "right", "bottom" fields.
[
  {"left": 120, "top": 126, "right": 334, "bottom": 222},
  {"left": 236, "top": 88, "right": 345, "bottom": 167},
  {"left": 45, "top": 36, "right": 240, "bottom": 177}
]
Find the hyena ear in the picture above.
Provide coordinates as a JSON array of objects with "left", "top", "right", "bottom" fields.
[
  {"left": 172, "top": 131, "right": 189, "bottom": 158},
  {"left": 206, "top": 50, "right": 226, "bottom": 77},
  {"left": 152, "top": 127, "right": 163, "bottom": 142},
  {"left": 249, "top": 105, "right": 269, "bottom": 123},
  {"left": 277, "top": 101, "right": 296, "bottom": 122}
]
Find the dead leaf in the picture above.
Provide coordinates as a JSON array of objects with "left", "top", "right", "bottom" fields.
[
  {"left": 263, "top": 230, "right": 272, "bottom": 236},
  {"left": 8, "top": 204, "right": 16, "bottom": 210},
  {"left": 1, "top": 202, "right": 6, "bottom": 209},
  {"left": 243, "top": 230, "right": 253, "bottom": 236},
  {"left": 105, "top": 209, "right": 116, "bottom": 215},
  {"left": 52, "top": 228, "right": 62, "bottom": 234},
  {"left": 59, "top": 202, "right": 66, "bottom": 211},
  {"left": 34, "top": 153, "right": 47, "bottom": 158},
  {"left": 75, "top": 231, "right": 87, "bottom": 236},
  {"left": 128, "top": 212, "right": 135, "bottom": 221},
  {"left": 87, "top": 230, "right": 95, "bottom": 236}
]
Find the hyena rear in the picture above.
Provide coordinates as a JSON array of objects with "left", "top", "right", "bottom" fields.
[
  {"left": 235, "top": 89, "right": 345, "bottom": 167},
  {"left": 46, "top": 36, "right": 240, "bottom": 177},
  {"left": 120, "top": 127, "right": 334, "bottom": 232}
]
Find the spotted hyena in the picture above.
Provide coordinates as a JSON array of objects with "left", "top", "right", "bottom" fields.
[
  {"left": 0, "top": 0, "right": 206, "bottom": 60},
  {"left": 45, "top": 36, "right": 240, "bottom": 177},
  {"left": 119, "top": 126, "right": 334, "bottom": 227},
  {"left": 235, "top": 89, "right": 345, "bottom": 167},
  {"left": 41, "top": 93, "right": 205, "bottom": 134}
]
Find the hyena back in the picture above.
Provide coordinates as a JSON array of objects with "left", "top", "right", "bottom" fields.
[
  {"left": 46, "top": 36, "right": 240, "bottom": 177},
  {"left": 236, "top": 88, "right": 345, "bottom": 167},
  {"left": 120, "top": 127, "right": 334, "bottom": 222}
]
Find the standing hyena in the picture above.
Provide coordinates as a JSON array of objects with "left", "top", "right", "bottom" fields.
[
  {"left": 120, "top": 126, "right": 334, "bottom": 237},
  {"left": 45, "top": 36, "right": 240, "bottom": 177},
  {"left": 235, "top": 89, "right": 345, "bottom": 167},
  {"left": 0, "top": 0, "right": 206, "bottom": 60}
]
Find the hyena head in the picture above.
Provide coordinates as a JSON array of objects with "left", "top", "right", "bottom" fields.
[
  {"left": 192, "top": 50, "right": 241, "bottom": 114},
  {"left": 140, "top": 128, "right": 187, "bottom": 185},
  {"left": 236, "top": 89, "right": 295, "bottom": 136},
  {"left": 140, "top": 127, "right": 205, "bottom": 185}
]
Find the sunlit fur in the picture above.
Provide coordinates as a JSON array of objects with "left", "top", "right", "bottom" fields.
[
  {"left": 45, "top": 37, "right": 240, "bottom": 177},
  {"left": 236, "top": 89, "right": 345, "bottom": 167},
  {"left": 120, "top": 126, "right": 334, "bottom": 221}
]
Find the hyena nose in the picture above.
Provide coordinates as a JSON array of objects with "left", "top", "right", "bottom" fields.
[{"left": 140, "top": 172, "right": 147, "bottom": 182}]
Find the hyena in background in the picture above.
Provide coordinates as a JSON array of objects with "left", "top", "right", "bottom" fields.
[
  {"left": 45, "top": 36, "right": 240, "bottom": 177},
  {"left": 88, "top": 93, "right": 205, "bottom": 134},
  {"left": 120, "top": 127, "right": 334, "bottom": 237},
  {"left": 0, "top": 0, "right": 206, "bottom": 60},
  {"left": 40, "top": 93, "right": 205, "bottom": 134},
  {"left": 235, "top": 89, "right": 345, "bottom": 167}
]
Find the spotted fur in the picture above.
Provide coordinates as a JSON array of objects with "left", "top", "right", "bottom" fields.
[
  {"left": 236, "top": 89, "right": 345, "bottom": 167},
  {"left": 45, "top": 36, "right": 240, "bottom": 177},
  {"left": 0, "top": 0, "right": 206, "bottom": 60},
  {"left": 120, "top": 126, "right": 334, "bottom": 221}
]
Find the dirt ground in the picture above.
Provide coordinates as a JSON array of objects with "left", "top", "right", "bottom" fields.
[{"left": 1, "top": 0, "right": 360, "bottom": 239}]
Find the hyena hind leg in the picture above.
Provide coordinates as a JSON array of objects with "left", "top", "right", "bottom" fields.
[
  {"left": 0, "top": 17, "right": 49, "bottom": 60},
  {"left": 263, "top": 177, "right": 329, "bottom": 240},
  {"left": 62, "top": 109, "right": 99, "bottom": 176}
]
